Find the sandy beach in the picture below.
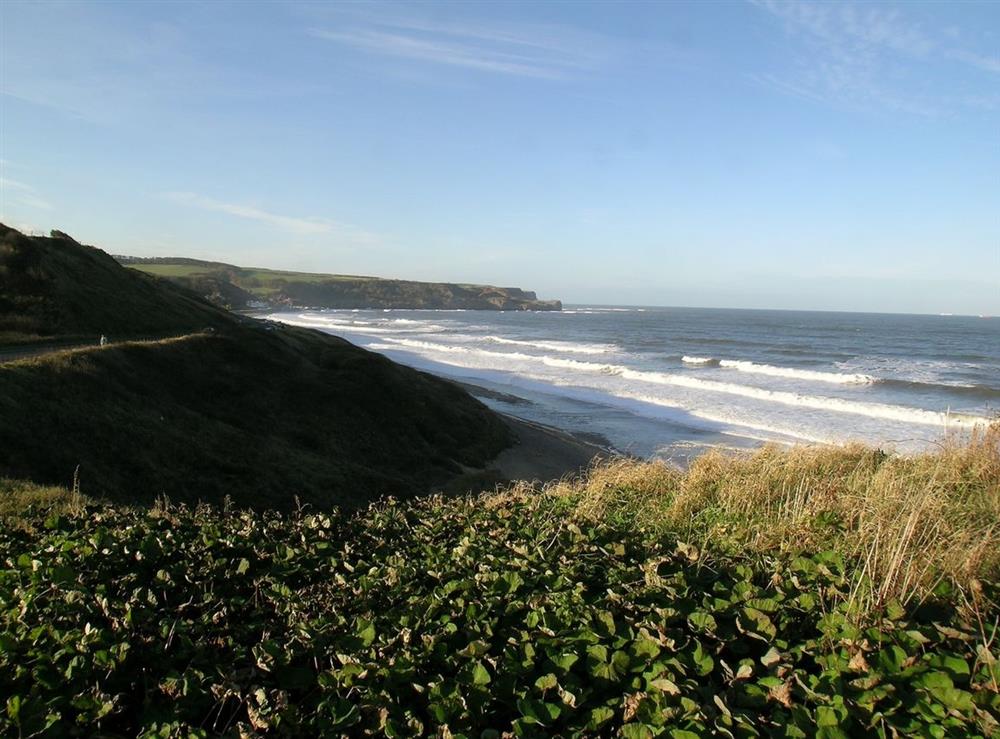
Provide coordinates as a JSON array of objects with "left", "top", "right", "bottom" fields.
[
  {"left": 440, "top": 381, "right": 616, "bottom": 494},
  {"left": 491, "top": 414, "right": 612, "bottom": 483}
]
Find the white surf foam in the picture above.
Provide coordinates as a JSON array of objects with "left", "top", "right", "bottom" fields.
[
  {"left": 375, "top": 336, "right": 984, "bottom": 429},
  {"left": 269, "top": 314, "right": 444, "bottom": 334},
  {"left": 682, "top": 356, "right": 716, "bottom": 365},
  {"left": 616, "top": 369, "right": 981, "bottom": 428},
  {"left": 377, "top": 338, "right": 470, "bottom": 354},
  {"left": 484, "top": 335, "right": 616, "bottom": 355},
  {"left": 590, "top": 389, "right": 832, "bottom": 444},
  {"left": 718, "top": 359, "right": 875, "bottom": 385}
]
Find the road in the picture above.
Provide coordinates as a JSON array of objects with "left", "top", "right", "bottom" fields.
[{"left": 0, "top": 332, "right": 203, "bottom": 364}]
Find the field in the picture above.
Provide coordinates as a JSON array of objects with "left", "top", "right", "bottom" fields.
[
  {"left": 128, "top": 264, "right": 220, "bottom": 278},
  {"left": 2, "top": 431, "right": 997, "bottom": 737},
  {"left": 129, "top": 262, "right": 378, "bottom": 284}
]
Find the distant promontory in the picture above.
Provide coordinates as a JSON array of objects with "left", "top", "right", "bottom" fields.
[{"left": 115, "top": 257, "right": 562, "bottom": 312}]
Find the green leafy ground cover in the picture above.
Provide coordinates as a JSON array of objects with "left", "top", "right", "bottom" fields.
[{"left": 2, "top": 490, "right": 997, "bottom": 737}]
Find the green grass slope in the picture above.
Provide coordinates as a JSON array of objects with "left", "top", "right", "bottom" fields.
[
  {"left": 0, "top": 326, "right": 511, "bottom": 509},
  {"left": 0, "top": 225, "right": 512, "bottom": 507},
  {"left": 0, "top": 225, "right": 232, "bottom": 344}
]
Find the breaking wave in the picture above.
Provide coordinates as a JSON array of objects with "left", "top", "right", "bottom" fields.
[
  {"left": 375, "top": 337, "right": 984, "bottom": 428},
  {"left": 717, "top": 359, "right": 875, "bottom": 385},
  {"left": 682, "top": 356, "right": 718, "bottom": 365},
  {"left": 484, "top": 335, "right": 616, "bottom": 355}
]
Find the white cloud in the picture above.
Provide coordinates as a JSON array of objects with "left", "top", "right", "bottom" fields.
[
  {"left": 750, "top": 0, "right": 997, "bottom": 115},
  {"left": 753, "top": 0, "right": 933, "bottom": 56},
  {"left": 309, "top": 13, "right": 610, "bottom": 80},
  {"left": 0, "top": 177, "right": 54, "bottom": 210},
  {"left": 164, "top": 191, "right": 377, "bottom": 243},
  {"left": 949, "top": 49, "right": 1000, "bottom": 74}
]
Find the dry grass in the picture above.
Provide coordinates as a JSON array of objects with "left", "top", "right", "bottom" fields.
[
  {"left": 0, "top": 477, "right": 84, "bottom": 523},
  {"left": 536, "top": 424, "right": 1000, "bottom": 611}
]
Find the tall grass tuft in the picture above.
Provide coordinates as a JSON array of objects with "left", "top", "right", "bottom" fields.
[{"left": 544, "top": 424, "right": 1000, "bottom": 612}]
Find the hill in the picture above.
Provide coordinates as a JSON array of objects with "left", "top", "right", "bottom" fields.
[
  {"left": 0, "top": 226, "right": 232, "bottom": 345},
  {"left": 0, "top": 225, "right": 512, "bottom": 507},
  {"left": 117, "top": 256, "right": 563, "bottom": 311}
]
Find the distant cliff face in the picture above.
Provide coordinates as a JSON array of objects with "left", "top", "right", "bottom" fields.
[
  {"left": 116, "top": 257, "right": 561, "bottom": 312},
  {"left": 278, "top": 279, "right": 562, "bottom": 311}
]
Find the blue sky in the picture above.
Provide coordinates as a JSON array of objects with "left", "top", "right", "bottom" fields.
[{"left": 1, "top": 0, "right": 997, "bottom": 314}]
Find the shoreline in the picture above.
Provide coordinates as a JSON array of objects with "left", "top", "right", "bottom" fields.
[
  {"left": 492, "top": 413, "right": 615, "bottom": 482},
  {"left": 441, "top": 380, "right": 622, "bottom": 493},
  {"left": 455, "top": 380, "right": 619, "bottom": 455},
  {"left": 440, "top": 413, "right": 613, "bottom": 495}
]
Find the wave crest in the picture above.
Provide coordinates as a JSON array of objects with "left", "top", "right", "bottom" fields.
[
  {"left": 484, "top": 335, "right": 615, "bottom": 355},
  {"left": 718, "top": 359, "right": 875, "bottom": 385},
  {"left": 682, "top": 356, "right": 718, "bottom": 366}
]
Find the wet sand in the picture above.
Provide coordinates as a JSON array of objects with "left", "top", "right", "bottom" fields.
[{"left": 491, "top": 414, "right": 613, "bottom": 484}]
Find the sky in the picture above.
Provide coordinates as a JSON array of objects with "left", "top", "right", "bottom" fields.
[{"left": 1, "top": 0, "right": 998, "bottom": 314}]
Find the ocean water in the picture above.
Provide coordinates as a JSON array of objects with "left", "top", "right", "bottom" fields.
[{"left": 268, "top": 307, "right": 1000, "bottom": 465}]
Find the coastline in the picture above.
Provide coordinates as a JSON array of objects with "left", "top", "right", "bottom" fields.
[
  {"left": 440, "top": 380, "right": 619, "bottom": 494},
  {"left": 492, "top": 413, "right": 614, "bottom": 482}
]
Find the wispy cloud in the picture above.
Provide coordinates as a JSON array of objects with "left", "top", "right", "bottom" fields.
[
  {"left": 750, "top": 0, "right": 998, "bottom": 115},
  {"left": 164, "top": 191, "right": 377, "bottom": 243},
  {"left": 309, "top": 13, "right": 610, "bottom": 80},
  {"left": 0, "top": 177, "right": 54, "bottom": 210},
  {"left": 949, "top": 49, "right": 1000, "bottom": 74},
  {"left": 763, "top": 1, "right": 933, "bottom": 55}
]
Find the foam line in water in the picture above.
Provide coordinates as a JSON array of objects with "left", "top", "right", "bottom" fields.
[
  {"left": 483, "top": 335, "right": 616, "bottom": 355},
  {"left": 686, "top": 409, "right": 832, "bottom": 444},
  {"left": 616, "top": 369, "right": 982, "bottom": 427},
  {"left": 682, "top": 356, "right": 717, "bottom": 365},
  {"left": 718, "top": 359, "right": 875, "bottom": 385},
  {"left": 376, "top": 336, "right": 985, "bottom": 428},
  {"left": 268, "top": 315, "right": 444, "bottom": 334},
  {"left": 595, "top": 389, "right": 829, "bottom": 443},
  {"left": 878, "top": 378, "right": 1000, "bottom": 401}
]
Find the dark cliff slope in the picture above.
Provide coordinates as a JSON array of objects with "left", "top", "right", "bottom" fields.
[
  {"left": 0, "top": 225, "right": 512, "bottom": 508},
  {"left": 0, "top": 225, "right": 231, "bottom": 344}
]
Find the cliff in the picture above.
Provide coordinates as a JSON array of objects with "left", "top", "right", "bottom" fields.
[{"left": 116, "top": 257, "right": 562, "bottom": 311}]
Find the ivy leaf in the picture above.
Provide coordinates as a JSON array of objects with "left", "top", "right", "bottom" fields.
[{"left": 471, "top": 661, "right": 492, "bottom": 686}]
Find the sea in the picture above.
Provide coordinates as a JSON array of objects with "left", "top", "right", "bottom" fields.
[{"left": 267, "top": 306, "right": 999, "bottom": 465}]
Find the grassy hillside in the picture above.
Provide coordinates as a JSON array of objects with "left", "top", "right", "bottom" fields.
[
  {"left": 0, "top": 225, "right": 231, "bottom": 344},
  {"left": 1, "top": 434, "right": 997, "bottom": 737},
  {"left": 0, "top": 326, "right": 511, "bottom": 509},
  {"left": 119, "top": 256, "right": 563, "bottom": 311},
  {"left": 0, "top": 225, "right": 512, "bottom": 507}
]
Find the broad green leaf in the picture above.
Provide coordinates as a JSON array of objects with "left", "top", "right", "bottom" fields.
[{"left": 471, "top": 661, "right": 492, "bottom": 686}]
